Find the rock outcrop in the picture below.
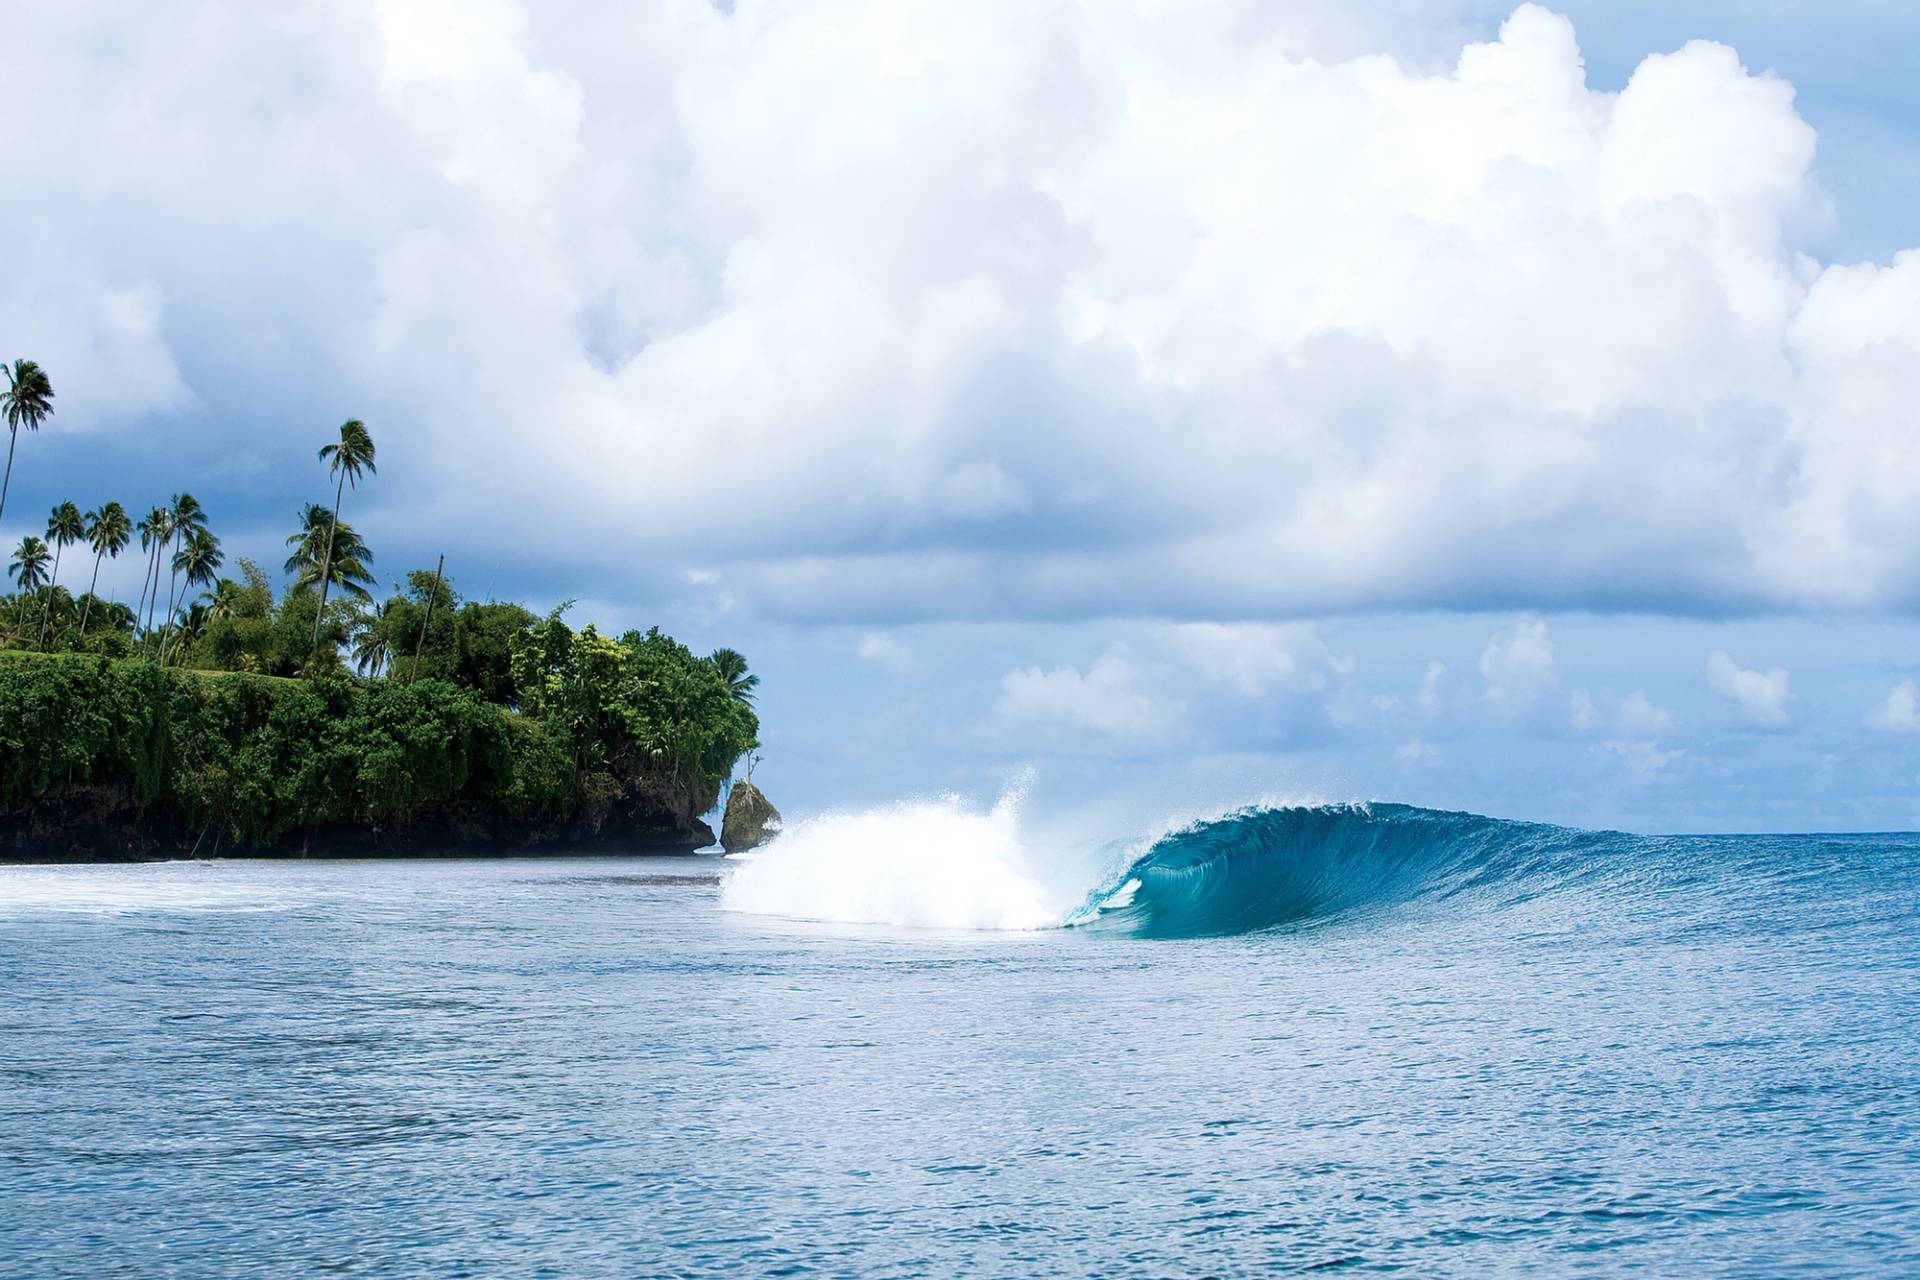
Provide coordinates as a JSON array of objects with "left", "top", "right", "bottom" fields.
[{"left": 721, "top": 781, "right": 781, "bottom": 852}]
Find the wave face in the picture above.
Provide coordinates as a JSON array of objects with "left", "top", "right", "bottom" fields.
[
  {"left": 1068, "top": 803, "right": 1616, "bottom": 938},
  {"left": 723, "top": 796, "right": 1627, "bottom": 938}
]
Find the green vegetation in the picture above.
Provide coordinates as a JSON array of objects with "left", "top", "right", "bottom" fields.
[
  {"left": 0, "top": 357, "right": 55, "bottom": 527},
  {"left": 1, "top": 366, "right": 763, "bottom": 854}
]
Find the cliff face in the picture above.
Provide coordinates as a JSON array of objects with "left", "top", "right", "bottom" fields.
[{"left": 0, "top": 772, "right": 716, "bottom": 863}]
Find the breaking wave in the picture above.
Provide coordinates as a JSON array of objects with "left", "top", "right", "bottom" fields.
[{"left": 722, "top": 795, "right": 1629, "bottom": 938}]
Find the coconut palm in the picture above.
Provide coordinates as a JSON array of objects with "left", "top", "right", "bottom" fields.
[
  {"left": 311, "top": 419, "right": 377, "bottom": 652},
  {"left": 352, "top": 598, "right": 400, "bottom": 677},
  {"left": 135, "top": 505, "right": 172, "bottom": 644},
  {"left": 171, "top": 601, "right": 212, "bottom": 657},
  {"left": 39, "top": 501, "right": 84, "bottom": 647},
  {"left": 285, "top": 502, "right": 376, "bottom": 603},
  {"left": 0, "top": 359, "right": 54, "bottom": 529},
  {"left": 708, "top": 648, "right": 759, "bottom": 705},
  {"left": 165, "top": 527, "right": 222, "bottom": 663},
  {"left": 79, "top": 501, "right": 131, "bottom": 636},
  {"left": 157, "top": 493, "right": 206, "bottom": 655},
  {"left": 9, "top": 535, "right": 51, "bottom": 597}
]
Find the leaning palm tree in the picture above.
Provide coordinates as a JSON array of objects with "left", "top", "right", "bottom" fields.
[
  {"left": 157, "top": 494, "right": 206, "bottom": 656},
  {"left": 311, "top": 420, "right": 377, "bottom": 652},
  {"left": 0, "top": 359, "right": 55, "bottom": 528},
  {"left": 39, "top": 501, "right": 84, "bottom": 647},
  {"left": 165, "top": 527, "right": 222, "bottom": 663},
  {"left": 9, "top": 535, "right": 51, "bottom": 599},
  {"left": 708, "top": 648, "right": 760, "bottom": 705},
  {"left": 135, "top": 505, "right": 172, "bottom": 646},
  {"left": 79, "top": 501, "right": 131, "bottom": 637}
]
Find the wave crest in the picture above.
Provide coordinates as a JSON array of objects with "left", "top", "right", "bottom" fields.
[{"left": 723, "top": 797, "right": 1615, "bottom": 938}]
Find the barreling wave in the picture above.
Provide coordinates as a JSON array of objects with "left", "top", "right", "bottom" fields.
[
  {"left": 1066, "top": 803, "right": 1624, "bottom": 938},
  {"left": 721, "top": 796, "right": 1635, "bottom": 939}
]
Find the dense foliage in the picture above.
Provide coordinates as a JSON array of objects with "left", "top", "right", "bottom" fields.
[
  {"left": 0, "top": 653, "right": 576, "bottom": 847},
  {"left": 0, "top": 610, "right": 758, "bottom": 849},
  {"left": 2, "top": 389, "right": 764, "bottom": 852}
]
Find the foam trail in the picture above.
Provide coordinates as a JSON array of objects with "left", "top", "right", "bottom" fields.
[{"left": 720, "top": 785, "right": 1075, "bottom": 930}]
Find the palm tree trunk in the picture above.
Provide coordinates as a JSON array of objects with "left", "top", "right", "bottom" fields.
[
  {"left": 38, "top": 542, "right": 62, "bottom": 648},
  {"left": 79, "top": 549, "right": 104, "bottom": 636},
  {"left": 141, "top": 541, "right": 162, "bottom": 649},
  {"left": 135, "top": 544, "right": 151, "bottom": 636},
  {"left": 160, "top": 554, "right": 182, "bottom": 665},
  {"left": 0, "top": 425, "right": 16, "bottom": 529},
  {"left": 311, "top": 472, "right": 347, "bottom": 655}
]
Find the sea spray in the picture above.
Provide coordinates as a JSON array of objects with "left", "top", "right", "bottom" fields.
[{"left": 719, "top": 783, "right": 1077, "bottom": 930}]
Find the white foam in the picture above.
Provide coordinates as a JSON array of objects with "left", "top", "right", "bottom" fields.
[
  {"left": 720, "top": 783, "right": 1075, "bottom": 931},
  {"left": 0, "top": 862, "right": 301, "bottom": 917}
]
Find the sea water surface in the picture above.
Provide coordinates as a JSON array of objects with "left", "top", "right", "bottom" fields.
[{"left": 3, "top": 803, "right": 1918, "bottom": 1276}]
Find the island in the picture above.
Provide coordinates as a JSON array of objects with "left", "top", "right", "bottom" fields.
[{"left": 2, "top": 400, "right": 772, "bottom": 862}]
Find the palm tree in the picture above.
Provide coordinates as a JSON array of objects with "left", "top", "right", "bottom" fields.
[
  {"left": 286, "top": 501, "right": 376, "bottom": 604},
  {"left": 352, "top": 598, "right": 399, "bottom": 677},
  {"left": 708, "top": 648, "right": 759, "bottom": 705},
  {"left": 40, "top": 501, "right": 84, "bottom": 647},
  {"left": 79, "top": 501, "right": 131, "bottom": 637},
  {"left": 9, "top": 535, "right": 51, "bottom": 598},
  {"left": 135, "top": 505, "right": 172, "bottom": 645},
  {"left": 312, "top": 420, "right": 377, "bottom": 652},
  {"left": 0, "top": 359, "right": 54, "bottom": 528},
  {"left": 165, "top": 527, "right": 222, "bottom": 663},
  {"left": 157, "top": 493, "right": 206, "bottom": 656},
  {"left": 207, "top": 577, "right": 241, "bottom": 621}
]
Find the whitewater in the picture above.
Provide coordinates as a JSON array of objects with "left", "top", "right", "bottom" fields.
[{"left": 720, "top": 791, "right": 1628, "bottom": 939}]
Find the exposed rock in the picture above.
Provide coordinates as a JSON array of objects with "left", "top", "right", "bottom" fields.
[{"left": 721, "top": 781, "right": 781, "bottom": 852}]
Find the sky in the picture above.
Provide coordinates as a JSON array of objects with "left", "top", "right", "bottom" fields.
[{"left": 3, "top": 0, "right": 1920, "bottom": 834}]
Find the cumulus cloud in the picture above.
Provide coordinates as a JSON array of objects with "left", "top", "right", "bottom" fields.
[
  {"left": 1169, "top": 623, "right": 1350, "bottom": 697},
  {"left": 1481, "top": 617, "right": 1557, "bottom": 715},
  {"left": 6, "top": 4, "right": 1920, "bottom": 620},
  {"left": 1705, "top": 650, "right": 1791, "bottom": 725},
  {"left": 1397, "top": 737, "right": 1439, "bottom": 762},
  {"left": 1417, "top": 660, "right": 1452, "bottom": 716},
  {"left": 855, "top": 631, "right": 915, "bottom": 672},
  {"left": 988, "top": 652, "right": 1185, "bottom": 751},
  {"left": 1571, "top": 688, "right": 1675, "bottom": 735},
  {"left": 1604, "top": 739, "right": 1683, "bottom": 777},
  {"left": 1866, "top": 680, "right": 1920, "bottom": 733}
]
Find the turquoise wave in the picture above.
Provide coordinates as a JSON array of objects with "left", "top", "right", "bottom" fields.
[{"left": 1066, "top": 803, "right": 1628, "bottom": 938}]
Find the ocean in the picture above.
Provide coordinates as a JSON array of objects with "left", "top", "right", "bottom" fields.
[{"left": 3, "top": 802, "right": 1917, "bottom": 1276}]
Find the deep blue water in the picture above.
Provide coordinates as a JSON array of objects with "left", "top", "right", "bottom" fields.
[{"left": 3, "top": 805, "right": 1918, "bottom": 1276}]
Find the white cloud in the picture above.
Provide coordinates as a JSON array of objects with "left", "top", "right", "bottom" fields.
[
  {"left": 6, "top": 4, "right": 1920, "bottom": 620},
  {"left": 855, "top": 631, "right": 915, "bottom": 672},
  {"left": 1397, "top": 736, "right": 1439, "bottom": 761},
  {"left": 1866, "top": 680, "right": 1920, "bottom": 733},
  {"left": 1169, "top": 623, "right": 1349, "bottom": 697},
  {"left": 988, "top": 652, "right": 1185, "bottom": 751},
  {"left": 1481, "top": 616, "right": 1557, "bottom": 715},
  {"left": 1571, "top": 688, "right": 1675, "bottom": 735},
  {"left": 1705, "top": 650, "right": 1791, "bottom": 725},
  {"left": 1604, "top": 739, "right": 1683, "bottom": 776},
  {"left": 1417, "top": 660, "right": 1451, "bottom": 716}
]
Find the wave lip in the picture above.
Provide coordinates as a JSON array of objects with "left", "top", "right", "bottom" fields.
[{"left": 1067, "top": 803, "right": 1608, "bottom": 938}]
